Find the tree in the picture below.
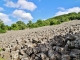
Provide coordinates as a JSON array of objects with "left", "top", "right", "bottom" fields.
[
  {"left": 68, "top": 12, "right": 77, "bottom": 20},
  {"left": 27, "top": 20, "right": 33, "bottom": 28},
  {"left": 16, "top": 21, "right": 26, "bottom": 30},
  {"left": 0, "top": 19, "right": 7, "bottom": 33},
  {"left": 11, "top": 23, "right": 19, "bottom": 30},
  {"left": 49, "top": 19, "right": 58, "bottom": 25},
  {"left": 1, "top": 12, "right": 80, "bottom": 33},
  {"left": 36, "top": 19, "right": 44, "bottom": 27},
  {"left": 42, "top": 20, "right": 50, "bottom": 26}
]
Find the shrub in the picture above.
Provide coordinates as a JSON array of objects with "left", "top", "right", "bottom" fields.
[{"left": 0, "top": 29, "right": 6, "bottom": 33}]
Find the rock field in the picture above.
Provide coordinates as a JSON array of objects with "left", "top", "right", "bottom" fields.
[{"left": 0, "top": 20, "right": 80, "bottom": 60}]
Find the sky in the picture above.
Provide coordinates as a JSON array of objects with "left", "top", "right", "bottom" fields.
[{"left": 0, "top": 0, "right": 80, "bottom": 25}]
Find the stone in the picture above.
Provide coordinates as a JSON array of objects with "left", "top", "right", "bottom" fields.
[
  {"left": 65, "top": 34, "right": 76, "bottom": 41},
  {"left": 0, "top": 51, "right": 11, "bottom": 60},
  {"left": 62, "top": 55, "right": 70, "bottom": 60},
  {"left": 0, "top": 20, "right": 80, "bottom": 60},
  {"left": 11, "top": 50, "right": 19, "bottom": 60},
  {"left": 21, "top": 57, "right": 30, "bottom": 60},
  {"left": 70, "top": 49, "right": 80, "bottom": 59}
]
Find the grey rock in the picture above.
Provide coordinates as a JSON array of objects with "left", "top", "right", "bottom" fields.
[{"left": 62, "top": 55, "right": 70, "bottom": 60}]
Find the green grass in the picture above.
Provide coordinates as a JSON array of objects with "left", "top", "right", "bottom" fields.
[
  {"left": 0, "top": 48, "right": 2, "bottom": 52},
  {"left": 0, "top": 48, "right": 4, "bottom": 60},
  {"left": 0, "top": 57, "right": 4, "bottom": 60}
]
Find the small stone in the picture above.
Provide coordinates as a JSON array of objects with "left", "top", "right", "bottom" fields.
[{"left": 62, "top": 55, "right": 70, "bottom": 60}]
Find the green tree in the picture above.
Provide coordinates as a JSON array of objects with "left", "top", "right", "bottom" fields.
[
  {"left": 49, "top": 19, "right": 58, "bottom": 25},
  {"left": 27, "top": 20, "right": 33, "bottom": 28},
  {"left": 16, "top": 21, "right": 26, "bottom": 30},
  {"left": 36, "top": 19, "right": 44, "bottom": 27},
  {"left": 11, "top": 23, "right": 19, "bottom": 30},
  {"left": 0, "top": 20, "right": 7, "bottom": 33}
]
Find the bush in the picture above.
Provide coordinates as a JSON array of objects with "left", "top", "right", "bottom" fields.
[
  {"left": 0, "top": 29, "right": 6, "bottom": 33},
  {"left": 50, "top": 19, "right": 59, "bottom": 25},
  {"left": 0, "top": 12, "right": 80, "bottom": 33}
]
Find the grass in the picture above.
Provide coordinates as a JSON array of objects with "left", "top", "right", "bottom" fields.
[
  {"left": 0, "top": 48, "right": 2, "bottom": 52},
  {"left": 0, "top": 57, "right": 4, "bottom": 60},
  {"left": 0, "top": 48, "right": 4, "bottom": 60}
]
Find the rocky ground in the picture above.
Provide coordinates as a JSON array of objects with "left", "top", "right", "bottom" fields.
[{"left": 0, "top": 20, "right": 80, "bottom": 60}]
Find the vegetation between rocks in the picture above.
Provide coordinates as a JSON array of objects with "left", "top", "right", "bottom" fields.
[
  {"left": 0, "top": 57, "right": 4, "bottom": 60},
  {"left": 0, "top": 48, "right": 2, "bottom": 52},
  {"left": 0, "top": 48, "right": 4, "bottom": 60}
]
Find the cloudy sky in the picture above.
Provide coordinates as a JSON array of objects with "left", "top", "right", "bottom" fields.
[{"left": 0, "top": 0, "right": 80, "bottom": 25}]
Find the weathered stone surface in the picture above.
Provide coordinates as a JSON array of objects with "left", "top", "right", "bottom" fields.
[
  {"left": 62, "top": 55, "right": 70, "bottom": 60},
  {"left": 0, "top": 20, "right": 80, "bottom": 60}
]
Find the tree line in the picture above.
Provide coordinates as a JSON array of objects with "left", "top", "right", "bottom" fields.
[{"left": 0, "top": 12, "right": 80, "bottom": 33}]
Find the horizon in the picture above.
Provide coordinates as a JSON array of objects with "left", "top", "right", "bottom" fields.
[{"left": 0, "top": 0, "right": 80, "bottom": 25}]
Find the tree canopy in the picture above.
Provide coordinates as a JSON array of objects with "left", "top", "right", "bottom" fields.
[{"left": 0, "top": 12, "right": 80, "bottom": 33}]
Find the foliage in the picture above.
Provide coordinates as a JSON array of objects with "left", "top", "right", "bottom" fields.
[
  {"left": 16, "top": 21, "right": 26, "bottom": 30},
  {"left": 11, "top": 23, "right": 19, "bottom": 30},
  {"left": 0, "top": 20, "right": 6, "bottom": 33},
  {"left": 27, "top": 20, "right": 33, "bottom": 28},
  {"left": 0, "top": 12, "right": 80, "bottom": 33}
]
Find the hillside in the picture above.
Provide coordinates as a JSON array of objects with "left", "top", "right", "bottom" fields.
[
  {"left": 0, "top": 20, "right": 80, "bottom": 60},
  {"left": 0, "top": 12, "right": 80, "bottom": 33}
]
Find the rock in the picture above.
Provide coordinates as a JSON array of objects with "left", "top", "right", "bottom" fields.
[
  {"left": 70, "top": 49, "right": 80, "bottom": 58},
  {"left": 66, "top": 34, "right": 76, "bottom": 41},
  {"left": 33, "top": 47, "right": 41, "bottom": 54},
  {"left": 21, "top": 57, "right": 30, "bottom": 60},
  {"left": 62, "top": 55, "right": 70, "bottom": 60},
  {"left": 26, "top": 47, "right": 33, "bottom": 56},
  {"left": 35, "top": 56, "right": 41, "bottom": 60},
  {"left": 40, "top": 53, "right": 47, "bottom": 60},
  {"left": 68, "top": 41, "right": 75, "bottom": 49},
  {"left": 53, "top": 46, "right": 65, "bottom": 54},
  {"left": 48, "top": 49, "right": 54, "bottom": 58},
  {"left": 0, "top": 51, "right": 11, "bottom": 60},
  {"left": 11, "top": 50, "right": 19, "bottom": 60},
  {"left": 0, "top": 20, "right": 80, "bottom": 60},
  {"left": 19, "top": 49, "right": 25, "bottom": 55}
]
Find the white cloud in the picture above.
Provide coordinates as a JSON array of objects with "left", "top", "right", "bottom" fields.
[
  {"left": 0, "top": 13, "right": 13, "bottom": 25},
  {"left": 55, "top": 7, "right": 80, "bottom": 16},
  {"left": 0, "top": 7, "right": 4, "bottom": 11},
  {"left": 12, "top": 9, "right": 33, "bottom": 20},
  {"left": 18, "top": 0, "right": 37, "bottom": 11},
  {"left": 4, "top": 0, "right": 37, "bottom": 11},
  {"left": 58, "top": 7, "right": 65, "bottom": 11},
  {"left": 4, "top": 1, "right": 19, "bottom": 8}
]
